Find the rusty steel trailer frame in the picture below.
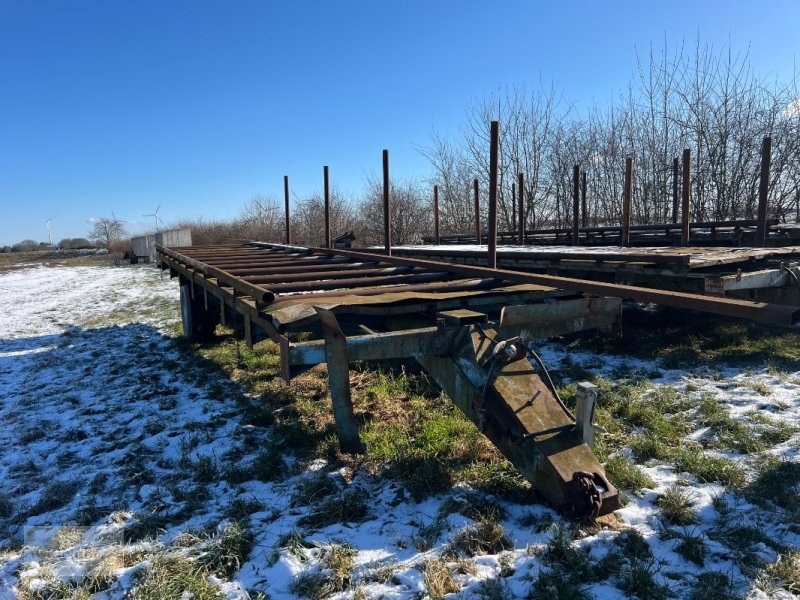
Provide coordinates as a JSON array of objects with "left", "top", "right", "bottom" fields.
[
  {"left": 159, "top": 241, "right": 630, "bottom": 517},
  {"left": 158, "top": 241, "right": 798, "bottom": 519},
  {"left": 388, "top": 245, "right": 800, "bottom": 306},
  {"left": 423, "top": 218, "right": 795, "bottom": 247}
]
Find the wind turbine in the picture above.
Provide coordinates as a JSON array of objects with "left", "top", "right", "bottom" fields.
[
  {"left": 143, "top": 204, "right": 164, "bottom": 232},
  {"left": 45, "top": 216, "right": 56, "bottom": 245}
]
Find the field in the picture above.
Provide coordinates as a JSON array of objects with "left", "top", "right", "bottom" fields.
[{"left": 0, "top": 258, "right": 798, "bottom": 599}]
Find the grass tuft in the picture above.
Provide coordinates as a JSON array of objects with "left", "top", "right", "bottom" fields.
[
  {"left": 605, "top": 456, "right": 655, "bottom": 491},
  {"left": 656, "top": 486, "right": 696, "bottom": 526},
  {"left": 130, "top": 554, "right": 223, "bottom": 600},
  {"left": 297, "top": 487, "right": 370, "bottom": 529},
  {"left": 195, "top": 521, "right": 252, "bottom": 578},
  {"left": 450, "top": 518, "right": 512, "bottom": 557},
  {"left": 422, "top": 558, "right": 460, "bottom": 600},
  {"left": 616, "top": 556, "right": 671, "bottom": 600}
]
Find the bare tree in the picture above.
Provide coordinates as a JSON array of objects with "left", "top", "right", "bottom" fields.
[{"left": 89, "top": 216, "right": 127, "bottom": 248}]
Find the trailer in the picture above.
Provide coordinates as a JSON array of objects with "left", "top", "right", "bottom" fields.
[{"left": 157, "top": 241, "right": 798, "bottom": 519}]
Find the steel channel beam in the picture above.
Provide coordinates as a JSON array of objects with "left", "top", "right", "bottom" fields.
[
  {"left": 264, "top": 271, "right": 454, "bottom": 294},
  {"left": 288, "top": 325, "right": 455, "bottom": 366},
  {"left": 392, "top": 247, "right": 691, "bottom": 269},
  {"left": 226, "top": 260, "right": 382, "bottom": 277},
  {"left": 271, "top": 277, "right": 501, "bottom": 302},
  {"left": 242, "top": 266, "right": 415, "bottom": 285}
]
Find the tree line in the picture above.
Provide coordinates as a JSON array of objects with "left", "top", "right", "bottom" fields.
[{"left": 181, "top": 40, "right": 799, "bottom": 248}]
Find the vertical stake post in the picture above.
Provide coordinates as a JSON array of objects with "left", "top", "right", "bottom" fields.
[
  {"left": 572, "top": 164, "right": 580, "bottom": 245},
  {"left": 756, "top": 136, "right": 772, "bottom": 248},
  {"left": 284, "top": 175, "right": 291, "bottom": 245},
  {"left": 487, "top": 121, "right": 499, "bottom": 268},
  {"left": 323, "top": 165, "right": 331, "bottom": 249},
  {"left": 581, "top": 171, "right": 588, "bottom": 228},
  {"left": 383, "top": 149, "right": 391, "bottom": 255},
  {"left": 518, "top": 172, "right": 525, "bottom": 245},
  {"left": 621, "top": 157, "right": 633, "bottom": 247},
  {"left": 681, "top": 148, "right": 691, "bottom": 246},
  {"left": 473, "top": 178, "right": 480, "bottom": 244},
  {"left": 433, "top": 184, "right": 440, "bottom": 245},
  {"left": 672, "top": 157, "right": 679, "bottom": 224},
  {"left": 314, "top": 307, "right": 365, "bottom": 454},
  {"left": 511, "top": 182, "right": 516, "bottom": 235}
]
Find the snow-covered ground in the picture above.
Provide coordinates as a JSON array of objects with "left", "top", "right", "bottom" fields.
[{"left": 0, "top": 263, "right": 797, "bottom": 599}]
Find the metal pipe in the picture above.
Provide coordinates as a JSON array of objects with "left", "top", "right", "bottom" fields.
[
  {"left": 433, "top": 184, "right": 440, "bottom": 244},
  {"left": 383, "top": 149, "right": 391, "bottom": 256},
  {"left": 266, "top": 271, "right": 453, "bottom": 293},
  {"left": 474, "top": 178, "right": 480, "bottom": 244},
  {"left": 518, "top": 172, "right": 525, "bottom": 245},
  {"left": 756, "top": 136, "right": 772, "bottom": 248},
  {"left": 581, "top": 171, "right": 587, "bottom": 228},
  {"left": 572, "top": 165, "right": 580, "bottom": 245},
  {"left": 284, "top": 175, "right": 291, "bottom": 245},
  {"left": 681, "top": 149, "right": 691, "bottom": 246},
  {"left": 511, "top": 182, "right": 516, "bottom": 234},
  {"left": 324, "top": 165, "right": 331, "bottom": 249},
  {"left": 621, "top": 157, "right": 633, "bottom": 247},
  {"left": 672, "top": 157, "right": 679, "bottom": 224},
  {"left": 488, "top": 120, "right": 499, "bottom": 268},
  {"left": 243, "top": 266, "right": 415, "bottom": 285}
]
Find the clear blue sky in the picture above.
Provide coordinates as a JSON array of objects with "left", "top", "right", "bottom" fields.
[{"left": 1, "top": 0, "right": 798, "bottom": 245}]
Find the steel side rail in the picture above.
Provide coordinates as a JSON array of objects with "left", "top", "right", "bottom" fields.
[{"left": 313, "top": 246, "right": 800, "bottom": 326}]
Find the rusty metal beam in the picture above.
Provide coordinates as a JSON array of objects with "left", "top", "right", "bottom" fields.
[{"left": 324, "top": 247, "right": 800, "bottom": 326}]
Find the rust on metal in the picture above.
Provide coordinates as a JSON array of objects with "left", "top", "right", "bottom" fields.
[{"left": 158, "top": 238, "right": 798, "bottom": 518}]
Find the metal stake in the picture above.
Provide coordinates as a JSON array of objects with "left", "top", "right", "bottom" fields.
[
  {"left": 324, "top": 165, "right": 331, "bottom": 249},
  {"left": 284, "top": 175, "right": 291, "bottom": 245},
  {"left": 756, "top": 136, "right": 772, "bottom": 248},
  {"left": 383, "top": 149, "right": 391, "bottom": 255},
  {"left": 488, "top": 121, "right": 499, "bottom": 268}
]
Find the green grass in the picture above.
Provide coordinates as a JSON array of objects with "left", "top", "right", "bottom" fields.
[
  {"left": 656, "top": 486, "right": 697, "bottom": 526},
  {"left": 450, "top": 518, "right": 512, "bottom": 557},
  {"left": 129, "top": 554, "right": 224, "bottom": 600},
  {"left": 605, "top": 456, "right": 655, "bottom": 491},
  {"left": 757, "top": 550, "right": 800, "bottom": 595},
  {"left": 615, "top": 556, "right": 671, "bottom": 600},
  {"left": 194, "top": 521, "right": 253, "bottom": 578},
  {"left": 743, "top": 457, "right": 800, "bottom": 513},
  {"left": 687, "top": 572, "right": 739, "bottom": 600},
  {"left": 297, "top": 487, "right": 370, "bottom": 529},
  {"left": 674, "top": 531, "right": 706, "bottom": 566},
  {"left": 570, "top": 306, "right": 800, "bottom": 371}
]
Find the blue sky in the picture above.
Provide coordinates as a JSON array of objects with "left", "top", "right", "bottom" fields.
[{"left": 1, "top": 1, "right": 798, "bottom": 245}]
